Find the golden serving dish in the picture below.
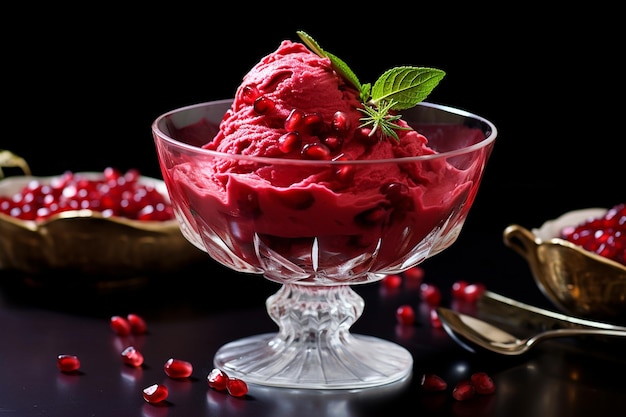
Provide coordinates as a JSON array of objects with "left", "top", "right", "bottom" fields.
[
  {"left": 0, "top": 170, "right": 205, "bottom": 289},
  {"left": 503, "top": 208, "right": 626, "bottom": 322}
]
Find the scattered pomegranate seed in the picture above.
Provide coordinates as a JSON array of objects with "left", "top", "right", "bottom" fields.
[
  {"left": 381, "top": 274, "right": 402, "bottom": 290},
  {"left": 142, "top": 383, "right": 168, "bottom": 404},
  {"left": 395, "top": 304, "right": 416, "bottom": 325},
  {"left": 403, "top": 266, "right": 424, "bottom": 283},
  {"left": 57, "top": 354, "right": 81, "bottom": 373},
  {"left": 110, "top": 315, "right": 131, "bottom": 336},
  {"left": 121, "top": 346, "right": 144, "bottom": 367},
  {"left": 429, "top": 308, "right": 442, "bottom": 328},
  {"left": 164, "top": 358, "right": 193, "bottom": 379},
  {"left": 420, "top": 373, "right": 447, "bottom": 392},
  {"left": 461, "top": 283, "right": 486, "bottom": 303},
  {"left": 127, "top": 313, "right": 147, "bottom": 334},
  {"left": 226, "top": 378, "right": 249, "bottom": 397},
  {"left": 452, "top": 379, "right": 475, "bottom": 401},
  {"left": 451, "top": 280, "right": 469, "bottom": 299},
  {"left": 470, "top": 371, "right": 496, "bottom": 395},
  {"left": 207, "top": 368, "right": 230, "bottom": 391},
  {"left": 420, "top": 283, "right": 442, "bottom": 306}
]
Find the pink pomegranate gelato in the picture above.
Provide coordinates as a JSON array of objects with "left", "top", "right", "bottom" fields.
[{"left": 156, "top": 39, "right": 492, "bottom": 283}]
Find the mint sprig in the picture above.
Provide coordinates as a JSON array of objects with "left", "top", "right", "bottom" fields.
[{"left": 297, "top": 31, "right": 445, "bottom": 142}]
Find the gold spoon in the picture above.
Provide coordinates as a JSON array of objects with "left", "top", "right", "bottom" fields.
[{"left": 437, "top": 307, "right": 626, "bottom": 355}]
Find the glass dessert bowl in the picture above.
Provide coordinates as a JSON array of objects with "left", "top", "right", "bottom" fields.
[{"left": 152, "top": 99, "right": 497, "bottom": 389}]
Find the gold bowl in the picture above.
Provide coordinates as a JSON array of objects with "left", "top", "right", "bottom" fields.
[
  {"left": 503, "top": 208, "right": 626, "bottom": 322},
  {"left": 0, "top": 172, "right": 205, "bottom": 289}
]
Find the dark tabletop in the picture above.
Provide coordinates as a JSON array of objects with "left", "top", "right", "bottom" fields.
[{"left": 2, "top": 224, "right": 626, "bottom": 417}]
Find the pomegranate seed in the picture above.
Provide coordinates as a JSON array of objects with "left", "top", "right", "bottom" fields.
[
  {"left": 278, "top": 131, "right": 301, "bottom": 153},
  {"left": 429, "top": 308, "right": 442, "bottom": 328},
  {"left": 353, "top": 126, "right": 381, "bottom": 145},
  {"left": 284, "top": 109, "right": 304, "bottom": 131},
  {"left": 207, "top": 368, "right": 230, "bottom": 391},
  {"left": 331, "top": 156, "right": 355, "bottom": 184},
  {"left": 110, "top": 315, "right": 131, "bottom": 336},
  {"left": 331, "top": 111, "right": 350, "bottom": 134},
  {"left": 470, "top": 371, "right": 496, "bottom": 395},
  {"left": 57, "top": 354, "right": 81, "bottom": 373},
  {"left": 121, "top": 346, "right": 144, "bottom": 367},
  {"left": 241, "top": 85, "right": 260, "bottom": 104},
  {"left": 127, "top": 313, "right": 147, "bottom": 334},
  {"left": 451, "top": 280, "right": 469, "bottom": 299},
  {"left": 381, "top": 274, "right": 402, "bottom": 290},
  {"left": 164, "top": 358, "right": 193, "bottom": 379},
  {"left": 322, "top": 135, "right": 343, "bottom": 150},
  {"left": 420, "top": 373, "right": 447, "bottom": 392},
  {"left": 226, "top": 378, "right": 249, "bottom": 397},
  {"left": 301, "top": 142, "right": 331, "bottom": 160},
  {"left": 303, "top": 112, "right": 324, "bottom": 134},
  {"left": 462, "top": 283, "right": 486, "bottom": 303},
  {"left": 395, "top": 304, "right": 416, "bottom": 325},
  {"left": 452, "top": 379, "right": 475, "bottom": 401},
  {"left": 253, "top": 96, "right": 275, "bottom": 114},
  {"left": 420, "top": 283, "right": 442, "bottom": 306},
  {"left": 142, "top": 383, "right": 168, "bottom": 404},
  {"left": 403, "top": 266, "right": 424, "bottom": 282}
]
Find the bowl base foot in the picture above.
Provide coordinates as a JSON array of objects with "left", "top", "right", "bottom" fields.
[{"left": 214, "top": 332, "right": 413, "bottom": 389}]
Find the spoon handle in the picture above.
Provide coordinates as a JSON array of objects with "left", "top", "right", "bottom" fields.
[
  {"left": 478, "top": 291, "right": 626, "bottom": 334},
  {"left": 529, "top": 328, "right": 626, "bottom": 348}
]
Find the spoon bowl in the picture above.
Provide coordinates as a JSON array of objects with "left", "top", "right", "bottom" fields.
[{"left": 437, "top": 307, "right": 626, "bottom": 355}]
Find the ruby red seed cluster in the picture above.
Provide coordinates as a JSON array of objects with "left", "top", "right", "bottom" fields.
[
  {"left": 57, "top": 312, "right": 249, "bottom": 406},
  {"left": 421, "top": 371, "right": 496, "bottom": 401},
  {"left": 0, "top": 167, "right": 174, "bottom": 221},
  {"left": 242, "top": 85, "right": 381, "bottom": 163},
  {"left": 560, "top": 202, "right": 626, "bottom": 266},
  {"left": 388, "top": 266, "right": 486, "bottom": 328}
]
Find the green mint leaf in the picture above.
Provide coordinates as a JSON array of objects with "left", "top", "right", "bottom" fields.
[
  {"left": 297, "top": 31, "right": 445, "bottom": 142},
  {"left": 297, "top": 31, "right": 361, "bottom": 91},
  {"left": 370, "top": 67, "right": 446, "bottom": 110},
  {"left": 297, "top": 31, "right": 326, "bottom": 58},
  {"left": 324, "top": 51, "right": 362, "bottom": 91}
]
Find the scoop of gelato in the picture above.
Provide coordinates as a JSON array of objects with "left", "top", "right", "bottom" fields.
[{"left": 157, "top": 37, "right": 492, "bottom": 282}]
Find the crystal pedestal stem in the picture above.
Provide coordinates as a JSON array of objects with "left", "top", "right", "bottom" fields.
[{"left": 213, "top": 283, "right": 413, "bottom": 389}]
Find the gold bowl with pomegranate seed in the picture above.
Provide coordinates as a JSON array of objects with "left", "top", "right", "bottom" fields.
[
  {"left": 152, "top": 99, "right": 497, "bottom": 389},
  {"left": 0, "top": 169, "right": 205, "bottom": 286},
  {"left": 503, "top": 206, "right": 626, "bottom": 322}
]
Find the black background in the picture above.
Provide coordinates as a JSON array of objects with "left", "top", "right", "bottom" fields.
[{"left": 4, "top": 5, "right": 623, "bottom": 239}]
